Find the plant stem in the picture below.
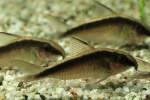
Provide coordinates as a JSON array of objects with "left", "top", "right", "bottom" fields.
[{"left": 138, "top": 0, "right": 146, "bottom": 23}]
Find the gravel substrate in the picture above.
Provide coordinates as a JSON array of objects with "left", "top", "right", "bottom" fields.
[
  {"left": 0, "top": 67, "right": 150, "bottom": 100},
  {"left": 0, "top": 0, "right": 150, "bottom": 100}
]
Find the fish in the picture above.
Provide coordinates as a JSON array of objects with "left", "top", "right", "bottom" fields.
[
  {"left": 21, "top": 48, "right": 137, "bottom": 81},
  {"left": 60, "top": 16, "right": 150, "bottom": 48},
  {"left": 0, "top": 32, "right": 65, "bottom": 73}
]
